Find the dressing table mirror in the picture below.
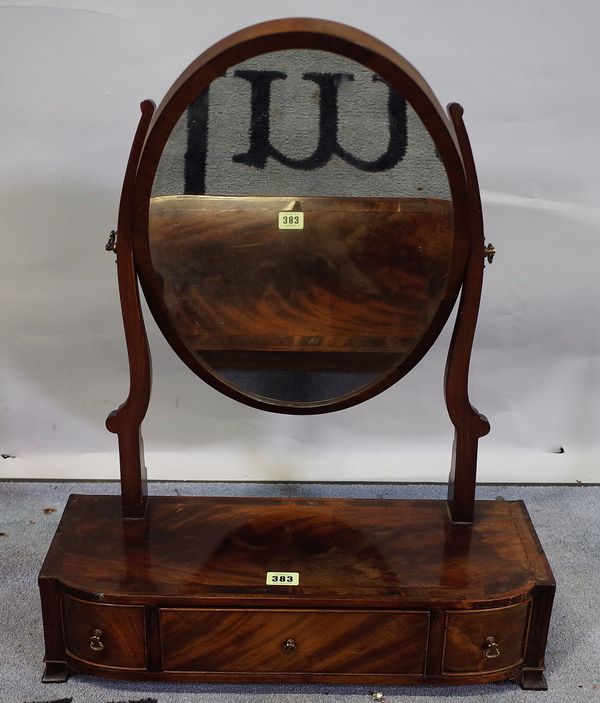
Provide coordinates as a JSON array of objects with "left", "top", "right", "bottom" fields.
[{"left": 39, "top": 18, "right": 554, "bottom": 689}]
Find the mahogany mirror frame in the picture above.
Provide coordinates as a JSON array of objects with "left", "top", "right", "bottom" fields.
[{"left": 105, "top": 18, "right": 490, "bottom": 522}]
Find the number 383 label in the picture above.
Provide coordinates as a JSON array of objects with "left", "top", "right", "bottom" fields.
[
  {"left": 266, "top": 571, "right": 300, "bottom": 586},
  {"left": 278, "top": 212, "right": 304, "bottom": 230}
]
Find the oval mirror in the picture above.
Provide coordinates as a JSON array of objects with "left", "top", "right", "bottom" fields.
[{"left": 132, "top": 21, "right": 470, "bottom": 412}]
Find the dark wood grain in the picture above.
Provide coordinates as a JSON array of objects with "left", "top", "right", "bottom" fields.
[
  {"left": 105, "top": 99, "right": 155, "bottom": 519},
  {"left": 39, "top": 576, "right": 68, "bottom": 682},
  {"left": 39, "top": 495, "right": 554, "bottom": 685},
  {"left": 442, "top": 601, "right": 530, "bottom": 674},
  {"left": 44, "top": 496, "right": 536, "bottom": 606},
  {"left": 444, "top": 103, "right": 491, "bottom": 523},
  {"left": 424, "top": 609, "right": 446, "bottom": 677},
  {"left": 161, "top": 609, "right": 428, "bottom": 674},
  {"left": 129, "top": 18, "right": 471, "bottom": 414},
  {"left": 61, "top": 594, "right": 146, "bottom": 670},
  {"left": 38, "top": 17, "right": 556, "bottom": 691},
  {"left": 510, "top": 501, "right": 555, "bottom": 690},
  {"left": 145, "top": 606, "right": 162, "bottom": 672},
  {"left": 149, "top": 195, "right": 453, "bottom": 369}
]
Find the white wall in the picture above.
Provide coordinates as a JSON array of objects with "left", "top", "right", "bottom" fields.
[{"left": 1, "top": 0, "right": 599, "bottom": 483}]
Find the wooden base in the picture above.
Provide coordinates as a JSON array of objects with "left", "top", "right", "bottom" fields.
[
  {"left": 516, "top": 668, "right": 549, "bottom": 691},
  {"left": 39, "top": 495, "right": 554, "bottom": 686},
  {"left": 41, "top": 661, "right": 68, "bottom": 683}
]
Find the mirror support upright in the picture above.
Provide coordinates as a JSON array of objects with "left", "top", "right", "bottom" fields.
[
  {"left": 106, "top": 100, "right": 156, "bottom": 519},
  {"left": 445, "top": 103, "right": 491, "bottom": 524}
]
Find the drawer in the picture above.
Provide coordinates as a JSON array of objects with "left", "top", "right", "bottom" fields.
[
  {"left": 161, "top": 608, "right": 429, "bottom": 674},
  {"left": 61, "top": 594, "right": 146, "bottom": 669},
  {"left": 442, "top": 601, "right": 530, "bottom": 674}
]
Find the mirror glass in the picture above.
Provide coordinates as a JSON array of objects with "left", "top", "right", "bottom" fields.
[{"left": 148, "top": 49, "right": 453, "bottom": 405}]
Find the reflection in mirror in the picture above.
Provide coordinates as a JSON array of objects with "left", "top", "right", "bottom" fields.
[{"left": 148, "top": 50, "right": 453, "bottom": 405}]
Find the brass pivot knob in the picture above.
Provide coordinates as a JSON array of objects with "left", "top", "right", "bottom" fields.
[
  {"left": 89, "top": 628, "right": 104, "bottom": 652},
  {"left": 484, "top": 636, "right": 500, "bottom": 659},
  {"left": 282, "top": 638, "right": 297, "bottom": 652},
  {"left": 484, "top": 242, "right": 496, "bottom": 265}
]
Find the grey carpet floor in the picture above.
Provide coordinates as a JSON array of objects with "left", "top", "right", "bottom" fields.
[{"left": 1, "top": 481, "right": 599, "bottom": 703}]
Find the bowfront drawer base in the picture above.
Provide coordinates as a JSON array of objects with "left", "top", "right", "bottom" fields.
[
  {"left": 39, "top": 496, "right": 555, "bottom": 688},
  {"left": 53, "top": 599, "right": 538, "bottom": 684}
]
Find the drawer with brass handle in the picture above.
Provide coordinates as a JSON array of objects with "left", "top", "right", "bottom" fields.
[
  {"left": 442, "top": 601, "right": 531, "bottom": 675},
  {"left": 61, "top": 594, "right": 146, "bottom": 670},
  {"left": 160, "top": 608, "right": 429, "bottom": 674}
]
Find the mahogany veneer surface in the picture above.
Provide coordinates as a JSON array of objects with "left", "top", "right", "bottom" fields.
[
  {"left": 62, "top": 595, "right": 146, "bottom": 670},
  {"left": 443, "top": 601, "right": 530, "bottom": 675},
  {"left": 148, "top": 196, "right": 453, "bottom": 364},
  {"left": 39, "top": 18, "right": 555, "bottom": 690},
  {"left": 43, "top": 495, "right": 544, "bottom": 607},
  {"left": 161, "top": 609, "right": 428, "bottom": 674},
  {"left": 39, "top": 495, "right": 554, "bottom": 686}
]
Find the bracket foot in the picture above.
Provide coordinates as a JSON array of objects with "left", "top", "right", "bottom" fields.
[
  {"left": 516, "top": 668, "right": 548, "bottom": 690},
  {"left": 42, "top": 661, "right": 68, "bottom": 683}
]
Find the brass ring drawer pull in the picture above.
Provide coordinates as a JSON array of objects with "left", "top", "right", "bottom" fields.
[
  {"left": 282, "top": 638, "right": 297, "bottom": 652},
  {"left": 484, "top": 636, "right": 500, "bottom": 659},
  {"left": 89, "top": 628, "right": 105, "bottom": 652}
]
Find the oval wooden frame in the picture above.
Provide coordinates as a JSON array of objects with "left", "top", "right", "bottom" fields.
[
  {"left": 108, "top": 18, "right": 490, "bottom": 522},
  {"left": 129, "top": 18, "right": 470, "bottom": 415}
]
